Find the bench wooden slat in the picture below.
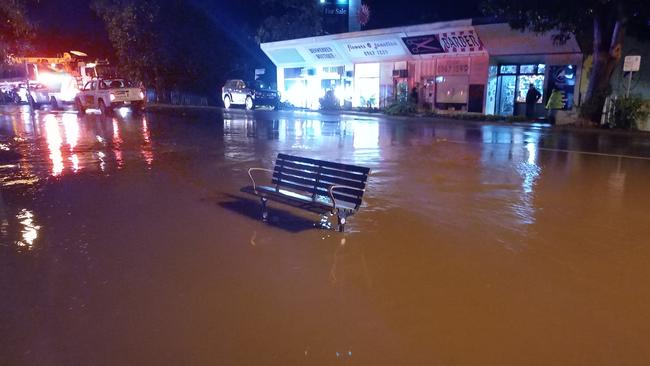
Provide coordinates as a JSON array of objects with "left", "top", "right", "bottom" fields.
[
  {"left": 270, "top": 179, "right": 363, "bottom": 206},
  {"left": 273, "top": 166, "right": 318, "bottom": 180},
  {"left": 317, "top": 175, "right": 367, "bottom": 190},
  {"left": 319, "top": 166, "right": 368, "bottom": 182},
  {"left": 275, "top": 161, "right": 368, "bottom": 184},
  {"left": 277, "top": 154, "right": 370, "bottom": 175},
  {"left": 273, "top": 166, "right": 367, "bottom": 190},
  {"left": 272, "top": 176, "right": 364, "bottom": 199},
  {"left": 272, "top": 175, "right": 319, "bottom": 191}
]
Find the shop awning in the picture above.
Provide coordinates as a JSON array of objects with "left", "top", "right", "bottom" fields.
[
  {"left": 260, "top": 19, "right": 490, "bottom": 67},
  {"left": 260, "top": 19, "right": 583, "bottom": 68}
]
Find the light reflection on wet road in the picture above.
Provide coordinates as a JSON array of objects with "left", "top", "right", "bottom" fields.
[{"left": 1, "top": 105, "right": 650, "bottom": 365}]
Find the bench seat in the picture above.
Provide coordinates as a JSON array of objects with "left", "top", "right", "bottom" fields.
[{"left": 241, "top": 185, "right": 358, "bottom": 214}]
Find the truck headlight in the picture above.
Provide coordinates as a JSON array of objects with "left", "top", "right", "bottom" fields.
[{"left": 109, "top": 93, "right": 116, "bottom": 102}]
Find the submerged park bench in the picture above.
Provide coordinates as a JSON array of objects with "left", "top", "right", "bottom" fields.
[{"left": 242, "top": 153, "right": 370, "bottom": 232}]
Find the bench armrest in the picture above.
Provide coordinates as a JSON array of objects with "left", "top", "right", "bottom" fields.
[
  {"left": 328, "top": 185, "right": 365, "bottom": 212},
  {"left": 248, "top": 168, "right": 274, "bottom": 194}
]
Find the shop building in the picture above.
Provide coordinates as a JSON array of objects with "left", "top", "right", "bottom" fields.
[{"left": 260, "top": 19, "right": 583, "bottom": 117}]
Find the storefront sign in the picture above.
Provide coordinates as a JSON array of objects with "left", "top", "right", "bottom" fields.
[
  {"left": 402, "top": 29, "right": 484, "bottom": 55},
  {"left": 344, "top": 39, "right": 405, "bottom": 58},
  {"left": 438, "top": 30, "right": 484, "bottom": 53},
  {"left": 437, "top": 58, "right": 470, "bottom": 75},
  {"left": 306, "top": 46, "right": 339, "bottom": 61},
  {"left": 402, "top": 34, "right": 445, "bottom": 55}
]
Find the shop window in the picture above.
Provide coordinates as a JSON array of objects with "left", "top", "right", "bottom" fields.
[
  {"left": 519, "top": 65, "right": 536, "bottom": 74},
  {"left": 516, "top": 75, "right": 545, "bottom": 103},
  {"left": 436, "top": 76, "right": 469, "bottom": 104},
  {"left": 284, "top": 67, "right": 303, "bottom": 79},
  {"left": 537, "top": 64, "right": 546, "bottom": 74},
  {"left": 322, "top": 66, "right": 344, "bottom": 74},
  {"left": 500, "top": 65, "right": 517, "bottom": 74},
  {"left": 354, "top": 63, "right": 380, "bottom": 108}
]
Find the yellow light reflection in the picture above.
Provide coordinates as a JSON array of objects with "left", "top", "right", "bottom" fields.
[
  {"left": 112, "top": 119, "right": 124, "bottom": 168},
  {"left": 44, "top": 115, "right": 64, "bottom": 176},
  {"left": 16, "top": 209, "right": 40, "bottom": 251},
  {"left": 62, "top": 113, "right": 80, "bottom": 149},
  {"left": 141, "top": 118, "right": 153, "bottom": 166},
  {"left": 63, "top": 114, "right": 81, "bottom": 173}
]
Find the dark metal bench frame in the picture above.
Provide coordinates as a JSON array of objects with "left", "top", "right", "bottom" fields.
[{"left": 243, "top": 153, "right": 370, "bottom": 232}]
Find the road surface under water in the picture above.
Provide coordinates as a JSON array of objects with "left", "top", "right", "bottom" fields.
[{"left": 1, "top": 105, "right": 650, "bottom": 365}]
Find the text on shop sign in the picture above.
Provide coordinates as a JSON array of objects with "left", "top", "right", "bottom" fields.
[
  {"left": 308, "top": 47, "right": 337, "bottom": 60},
  {"left": 344, "top": 40, "right": 405, "bottom": 58}
]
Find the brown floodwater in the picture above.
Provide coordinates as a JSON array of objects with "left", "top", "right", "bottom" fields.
[{"left": 1, "top": 105, "right": 650, "bottom": 365}]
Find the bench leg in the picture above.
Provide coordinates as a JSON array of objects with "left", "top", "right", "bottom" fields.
[
  {"left": 260, "top": 197, "right": 269, "bottom": 222},
  {"left": 336, "top": 210, "right": 347, "bottom": 232}
]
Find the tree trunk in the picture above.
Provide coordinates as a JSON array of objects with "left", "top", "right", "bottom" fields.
[{"left": 580, "top": 13, "right": 626, "bottom": 124}]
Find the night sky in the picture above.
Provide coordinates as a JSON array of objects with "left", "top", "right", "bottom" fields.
[{"left": 26, "top": 0, "right": 484, "bottom": 57}]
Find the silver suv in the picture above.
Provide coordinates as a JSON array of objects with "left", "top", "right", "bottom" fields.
[{"left": 221, "top": 79, "right": 280, "bottom": 110}]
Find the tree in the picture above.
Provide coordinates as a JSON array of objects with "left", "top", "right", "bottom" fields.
[
  {"left": 92, "top": 0, "right": 245, "bottom": 99},
  {"left": 0, "top": 0, "right": 33, "bottom": 69},
  {"left": 91, "top": 0, "right": 161, "bottom": 86},
  {"left": 482, "top": 0, "right": 650, "bottom": 124},
  {"left": 256, "top": 0, "right": 323, "bottom": 43}
]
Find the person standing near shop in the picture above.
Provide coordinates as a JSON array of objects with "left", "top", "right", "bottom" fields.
[
  {"left": 525, "top": 83, "right": 541, "bottom": 119},
  {"left": 410, "top": 83, "right": 419, "bottom": 106},
  {"left": 546, "top": 88, "right": 564, "bottom": 124}
]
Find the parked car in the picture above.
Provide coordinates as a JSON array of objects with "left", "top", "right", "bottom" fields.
[
  {"left": 14, "top": 83, "right": 50, "bottom": 106},
  {"left": 221, "top": 79, "right": 280, "bottom": 110},
  {"left": 75, "top": 78, "right": 146, "bottom": 115}
]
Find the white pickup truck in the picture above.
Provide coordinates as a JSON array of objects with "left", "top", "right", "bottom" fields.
[{"left": 75, "top": 78, "right": 146, "bottom": 115}]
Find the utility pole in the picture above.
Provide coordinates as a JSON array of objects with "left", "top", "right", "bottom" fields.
[{"left": 626, "top": 71, "right": 633, "bottom": 98}]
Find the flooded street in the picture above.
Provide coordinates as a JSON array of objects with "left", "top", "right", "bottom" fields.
[{"left": 1, "top": 105, "right": 650, "bottom": 365}]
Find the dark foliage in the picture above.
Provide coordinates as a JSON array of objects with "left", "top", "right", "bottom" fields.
[
  {"left": 256, "top": 0, "right": 323, "bottom": 43},
  {"left": 0, "top": 0, "right": 33, "bottom": 69},
  {"left": 612, "top": 95, "right": 649, "bottom": 129},
  {"left": 92, "top": 0, "right": 254, "bottom": 98}
]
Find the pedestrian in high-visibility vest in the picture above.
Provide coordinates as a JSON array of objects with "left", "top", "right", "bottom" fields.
[{"left": 546, "top": 89, "right": 564, "bottom": 124}]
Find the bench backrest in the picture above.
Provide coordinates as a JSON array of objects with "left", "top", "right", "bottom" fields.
[{"left": 272, "top": 153, "right": 370, "bottom": 209}]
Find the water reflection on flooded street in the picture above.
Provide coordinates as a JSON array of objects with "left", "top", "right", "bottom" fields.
[{"left": 1, "top": 105, "right": 650, "bottom": 365}]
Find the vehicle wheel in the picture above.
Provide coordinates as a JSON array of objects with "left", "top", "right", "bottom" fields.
[
  {"left": 245, "top": 96, "right": 254, "bottom": 111},
  {"left": 98, "top": 99, "right": 111, "bottom": 115},
  {"left": 75, "top": 98, "right": 86, "bottom": 115},
  {"left": 50, "top": 96, "right": 59, "bottom": 110},
  {"left": 223, "top": 95, "right": 231, "bottom": 109}
]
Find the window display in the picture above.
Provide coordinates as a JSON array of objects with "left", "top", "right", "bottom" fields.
[
  {"left": 354, "top": 63, "right": 380, "bottom": 108},
  {"left": 500, "top": 65, "right": 517, "bottom": 74},
  {"left": 436, "top": 75, "right": 469, "bottom": 104},
  {"left": 519, "top": 65, "right": 536, "bottom": 74},
  {"left": 498, "top": 75, "right": 516, "bottom": 115},
  {"left": 516, "top": 75, "right": 544, "bottom": 103}
]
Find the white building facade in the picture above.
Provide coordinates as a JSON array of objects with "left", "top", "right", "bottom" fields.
[{"left": 261, "top": 19, "right": 583, "bottom": 117}]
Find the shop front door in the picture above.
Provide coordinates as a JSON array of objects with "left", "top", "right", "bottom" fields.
[{"left": 497, "top": 75, "right": 516, "bottom": 115}]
